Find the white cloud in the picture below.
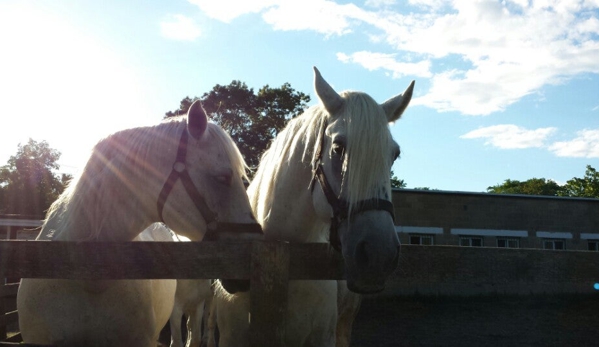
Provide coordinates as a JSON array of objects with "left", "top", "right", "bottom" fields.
[
  {"left": 370, "top": 2, "right": 599, "bottom": 115},
  {"left": 187, "top": 0, "right": 278, "bottom": 23},
  {"left": 365, "top": 0, "right": 397, "bottom": 8},
  {"left": 188, "top": 0, "right": 374, "bottom": 36},
  {"left": 460, "top": 125, "right": 557, "bottom": 149},
  {"left": 548, "top": 129, "right": 599, "bottom": 158},
  {"left": 188, "top": 0, "right": 599, "bottom": 116},
  {"left": 411, "top": 61, "right": 550, "bottom": 115},
  {"left": 337, "top": 51, "right": 432, "bottom": 78},
  {"left": 160, "top": 15, "right": 202, "bottom": 41},
  {"left": 262, "top": 1, "right": 367, "bottom": 36}
]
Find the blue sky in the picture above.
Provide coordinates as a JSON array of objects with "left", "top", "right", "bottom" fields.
[{"left": 0, "top": 0, "right": 598, "bottom": 192}]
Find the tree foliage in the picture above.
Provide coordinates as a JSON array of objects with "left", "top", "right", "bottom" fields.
[
  {"left": 390, "top": 170, "right": 406, "bottom": 189},
  {"left": 165, "top": 81, "right": 310, "bottom": 169},
  {"left": 487, "top": 178, "right": 562, "bottom": 196},
  {"left": 0, "top": 139, "right": 70, "bottom": 217},
  {"left": 559, "top": 165, "right": 599, "bottom": 198},
  {"left": 488, "top": 166, "right": 598, "bottom": 198}
]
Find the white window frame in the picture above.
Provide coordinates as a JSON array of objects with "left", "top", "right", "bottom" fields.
[
  {"left": 497, "top": 237, "right": 520, "bottom": 248},
  {"left": 409, "top": 234, "right": 434, "bottom": 245},
  {"left": 396, "top": 226, "right": 443, "bottom": 235},
  {"left": 581, "top": 233, "right": 599, "bottom": 240},
  {"left": 451, "top": 229, "right": 527, "bottom": 237},
  {"left": 459, "top": 236, "right": 483, "bottom": 247},
  {"left": 543, "top": 239, "right": 566, "bottom": 250}
]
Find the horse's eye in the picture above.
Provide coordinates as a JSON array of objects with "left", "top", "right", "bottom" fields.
[
  {"left": 332, "top": 142, "right": 345, "bottom": 157},
  {"left": 214, "top": 174, "right": 232, "bottom": 186}
]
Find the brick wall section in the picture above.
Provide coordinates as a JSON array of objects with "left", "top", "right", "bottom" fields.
[
  {"left": 392, "top": 189, "right": 599, "bottom": 250},
  {"left": 381, "top": 245, "right": 599, "bottom": 296}
]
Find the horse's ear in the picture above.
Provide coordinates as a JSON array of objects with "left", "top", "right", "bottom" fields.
[
  {"left": 381, "top": 80, "right": 415, "bottom": 122},
  {"left": 187, "top": 100, "right": 208, "bottom": 139},
  {"left": 314, "top": 67, "right": 343, "bottom": 116}
]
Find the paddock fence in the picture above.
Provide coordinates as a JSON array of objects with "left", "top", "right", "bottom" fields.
[
  {"left": 0, "top": 240, "right": 344, "bottom": 347},
  {"left": 3, "top": 241, "right": 599, "bottom": 346}
]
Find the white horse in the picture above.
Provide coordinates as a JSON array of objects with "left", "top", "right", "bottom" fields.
[
  {"left": 215, "top": 67, "right": 414, "bottom": 347},
  {"left": 169, "top": 279, "right": 213, "bottom": 347},
  {"left": 17, "top": 100, "right": 260, "bottom": 347},
  {"left": 167, "top": 230, "right": 215, "bottom": 347}
]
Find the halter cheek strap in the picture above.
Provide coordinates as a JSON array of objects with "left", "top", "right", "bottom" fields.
[
  {"left": 156, "top": 129, "right": 263, "bottom": 240},
  {"left": 157, "top": 129, "right": 218, "bottom": 229},
  {"left": 311, "top": 120, "right": 395, "bottom": 252}
]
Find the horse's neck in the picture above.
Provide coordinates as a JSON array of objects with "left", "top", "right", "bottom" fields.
[
  {"left": 48, "top": 166, "right": 162, "bottom": 242},
  {"left": 136, "top": 223, "right": 174, "bottom": 242},
  {"left": 50, "top": 198, "right": 153, "bottom": 242},
  {"left": 250, "top": 159, "right": 329, "bottom": 244}
]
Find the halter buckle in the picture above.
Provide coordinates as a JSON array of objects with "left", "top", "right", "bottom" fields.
[{"left": 173, "top": 162, "right": 186, "bottom": 173}]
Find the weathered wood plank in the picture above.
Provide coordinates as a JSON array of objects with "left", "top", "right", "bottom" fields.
[
  {"left": 249, "top": 242, "right": 290, "bottom": 347},
  {"left": 0, "top": 299, "right": 4, "bottom": 340},
  {"left": 4, "top": 332, "right": 22, "bottom": 343},
  {"left": 0, "top": 285, "right": 18, "bottom": 298},
  {"left": 0, "top": 241, "right": 345, "bottom": 280},
  {"left": 0, "top": 311, "right": 18, "bottom": 328},
  {"left": 2, "top": 299, "right": 15, "bottom": 314},
  {"left": 0, "top": 241, "right": 253, "bottom": 280},
  {"left": 289, "top": 243, "right": 345, "bottom": 280}
]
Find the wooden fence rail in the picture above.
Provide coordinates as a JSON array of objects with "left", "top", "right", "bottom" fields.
[
  {"left": 5, "top": 241, "right": 599, "bottom": 345},
  {"left": 0, "top": 240, "right": 344, "bottom": 347}
]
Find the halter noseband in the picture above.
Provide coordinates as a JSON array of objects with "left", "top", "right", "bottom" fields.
[
  {"left": 157, "top": 128, "right": 262, "bottom": 241},
  {"left": 310, "top": 120, "right": 395, "bottom": 251}
]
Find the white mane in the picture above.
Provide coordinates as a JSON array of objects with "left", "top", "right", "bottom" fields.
[{"left": 250, "top": 90, "right": 393, "bottom": 220}]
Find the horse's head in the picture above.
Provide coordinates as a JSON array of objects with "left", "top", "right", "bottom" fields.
[
  {"left": 158, "top": 100, "right": 261, "bottom": 242},
  {"left": 311, "top": 67, "right": 414, "bottom": 294},
  {"left": 158, "top": 100, "right": 262, "bottom": 293}
]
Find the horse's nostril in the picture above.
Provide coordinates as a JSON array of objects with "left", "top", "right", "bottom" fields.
[{"left": 356, "top": 241, "right": 369, "bottom": 266}]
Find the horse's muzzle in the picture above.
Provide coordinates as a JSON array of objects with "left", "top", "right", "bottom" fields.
[{"left": 220, "top": 279, "right": 250, "bottom": 294}]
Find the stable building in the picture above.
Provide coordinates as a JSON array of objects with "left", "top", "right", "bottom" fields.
[
  {"left": 2, "top": 190, "right": 598, "bottom": 249},
  {"left": 0, "top": 216, "right": 42, "bottom": 240},
  {"left": 392, "top": 189, "right": 599, "bottom": 251}
]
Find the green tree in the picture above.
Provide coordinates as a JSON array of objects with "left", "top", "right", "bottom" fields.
[
  {"left": 166, "top": 81, "right": 310, "bottom": 169},
  {"left": 487, "top": 178, "right": 561, "bottom": 196},
  {"left": 559, "top": 165, "right": 599, "bottom": 198},
  {"left": 0, "top": 139, "right": 70, "bottom": 217},
  {"left": 390, "top": 170, "right": 406, "bottom": 189}
]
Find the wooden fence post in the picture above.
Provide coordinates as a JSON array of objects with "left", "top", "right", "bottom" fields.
[
  {"left": 0, "top": 227, "right": 8, "bottom": 341},
  {"left": 5, "top": 227, "right": 18, "bottom": 284},
  {"left": 249, "top": 241, "right": 290, "bottom": 347}
]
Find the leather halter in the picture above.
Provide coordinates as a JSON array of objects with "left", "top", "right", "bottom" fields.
[
  {"left": 310, "top": 120, "right": 395, "bottom": 251},
  {"left": 157, "top": 128, "right": 262, "bottom": 241}
]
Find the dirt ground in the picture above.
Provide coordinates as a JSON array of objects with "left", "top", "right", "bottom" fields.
[
  {"left": 350, "top": 294, "right": 599, "bottom": 347},
  {"left": 158, "top": 294, "right": 599, "bottom": 347},
  {"left": 10, "top": 294, "right": 599, "bottom": 346}
]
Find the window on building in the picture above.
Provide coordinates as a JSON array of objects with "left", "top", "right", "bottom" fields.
[
  {"left": 459, "top": 236, "right": 483, "bottom": 247},
  {"left": 543, "top": 239, "right": 565, "bottom": 250},
  {"left": 409, "top": 234, "right": 434, "bottom": 245},
  {"left": 588, "top": 241, "right": 599, "bottom": 251},
  {"left": 497, "top": 237, "right": 520, "bottom": 248}
]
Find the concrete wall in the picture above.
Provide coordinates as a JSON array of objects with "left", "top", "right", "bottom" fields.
[
  {"left": 392, "top": 189, "right": 599, "bottom": 250},
  {"left": 381, "top": 245, "right": 599, "bottom": 296}
]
